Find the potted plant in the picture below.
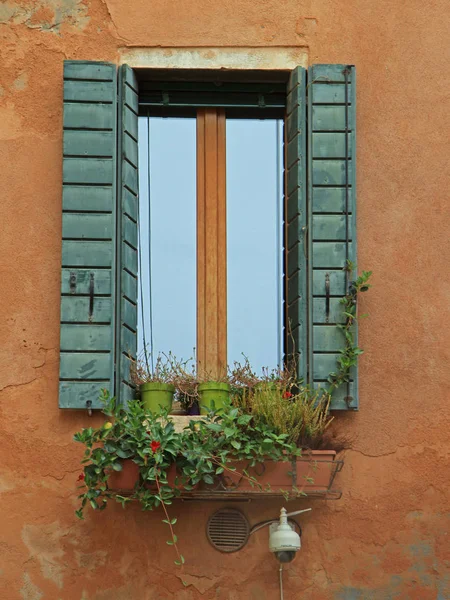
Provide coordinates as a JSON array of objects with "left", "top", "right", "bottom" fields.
[
  {"left": 169, "top": 357, "right": 231, "bottom": 415},
  {"left": 197, "top": 380, "right": 230, "bottom": 414},
  {"left": 168, "top": 355, "right": 200, "bottom": 415},
  {"left": 131, "top": 353, "right": 175, "bottom": 413},
  {"left": 229, "top": 382, "right": 337, "bottom": 493},
  {"left": 74, "top": 391, "right": 301, "bottom": 565}
]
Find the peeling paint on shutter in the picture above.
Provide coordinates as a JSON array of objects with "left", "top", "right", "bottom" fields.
[
  {"left": 59, "top": 61, "right": 117, "bottom": 409},
  {"left": 307, "top": 65, "right": 358, "bottom": 410},
  {"left": 115, "top": 65, "right": 139, "bottom": 405}
]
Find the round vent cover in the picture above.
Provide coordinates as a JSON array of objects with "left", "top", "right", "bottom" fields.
[{"left": 207, "top": 508, "right": 250, "bottom": 553}]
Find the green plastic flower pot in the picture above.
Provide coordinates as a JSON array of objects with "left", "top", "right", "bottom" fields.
[
  {"left": 198, "top": 382, "right": 230, "bottom": 415},
  {"left": 140, "top": 382, "right": 175, "bottom": 414}
]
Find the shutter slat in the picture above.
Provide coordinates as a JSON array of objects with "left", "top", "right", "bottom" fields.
[
  {"left": 62, "top": 241, "right": 113, "bottom": 267},
  {"left": 123, "top": 188, "right": 138, "bottom": 221},
  {"left": 123, "top": 161, "right": 138, "bottom": 194},
  {"left": 312, "top": 270, "right": 347, "bottom": 296},
  {"left": 313, "top": 298, "right": 345, "bottom": 324},
  {"left": 312, "top": 242, "right": 353, "bottom": 268},
  {"left": 116, "top": 65, "right": 139, "bottom": 405},
  {"left": 312, "top": 160, "right": 353, "bottom": 186},
  {"left": 64, "top": 81, "right": 115, "bottom": 103},
  {"left": 310, "top": 65, "right": 353, "bottom": 83},
  {"left": 313, "top": 356, "right": 356, "bottom": 381},
  {"left": 312, "top": 215, "right": 351, "bottom": 241},
  {"left": 61, "top": 269, "right": 111, "bottom": 295},
  {"left": 63, "top": 186, "right": 113, "bottom": 212},
  {"left": 64, "top": 131, "right": 115, "bottom": 157},
  {"left": 122, "top": 298, "right": 137, "bottom": 330},
  {"left": 60, "top": 353, "right": 111, "bottom": 380},
  {"left": 308, "top": 64, "right": 358, "bottom": 410},
  {"left": 63, "top": 158, "right": 114, "bottom": 184},
  {"left": 61, "top": 297, "right": 112, "bottom": 323},
  {"left": 59, "top": 382, "right": 111, "bottom": 409},
  {"left": 312, "top": 188, "right": 353, "bottom": 213},
  {"left": 60, "top": 324, "right": 113, "bottom": 351},
  {"left": 62, "top": 214, "right": 113, "bottom": 239},
  {"left": 63, "top": 62, "right": 115, "bottom": 81},
  {"left": 312, "top": 325, "right": 345, "bottom": 352},
  {"left": 64, "top": 104, "right": 114, "bottom": 130},
  {"left": 313, "top": 382, "right": 356, "bottom": 410},
  {"left": 123, "top": 215, "right": 138, "bottom": 248},
  {"left": 122, "top": 270, "right": 137, "bottom": 302},
  {"left": 311, "top": 83, "right": 353, "bottom": 104},
  {"left": 313, "top": 133, "right": 352, "bottom": 159},
  {"left": 59, "top": 60, "right": 117, "bottom": 409}
]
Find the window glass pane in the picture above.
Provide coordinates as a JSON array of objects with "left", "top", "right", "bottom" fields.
[
  {"left": 226, "top": 119, "right": 283, "bottom": 372},
  {"left": 138, "top": 117, "right": 196, "bottom": 363}
]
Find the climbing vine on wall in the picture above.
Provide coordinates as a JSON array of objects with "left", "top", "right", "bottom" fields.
[{"left": 327, "top": 261, "right": 372, "bottom": 395}]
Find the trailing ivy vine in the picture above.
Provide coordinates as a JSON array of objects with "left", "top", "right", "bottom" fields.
[{"left": 327, "top": 261, "right": 372, "bottom": 395}]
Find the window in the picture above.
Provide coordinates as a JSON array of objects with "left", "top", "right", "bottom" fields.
[
  {"left": 136, "top": 77, "right": 286, "bottom": 377},
  {"left": 59, "top": 61, "right": 358, "bottom": 411}
]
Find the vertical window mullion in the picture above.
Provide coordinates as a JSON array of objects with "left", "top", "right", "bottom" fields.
[{"left": 196, "top": 108, "right": 227, "bottom": 378}]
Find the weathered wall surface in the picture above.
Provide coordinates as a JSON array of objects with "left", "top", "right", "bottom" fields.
[{"left": 1, "top": 0, "right": 449, "bottom": 598}]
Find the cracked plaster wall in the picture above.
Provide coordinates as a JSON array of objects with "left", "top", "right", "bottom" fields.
[{"left": 0, "top": 0, "right": 449, "bottom": 598}]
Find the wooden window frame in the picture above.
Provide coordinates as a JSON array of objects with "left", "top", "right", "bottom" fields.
[{"left": 138, "top": 75, "right": 286, "bottom": 378}]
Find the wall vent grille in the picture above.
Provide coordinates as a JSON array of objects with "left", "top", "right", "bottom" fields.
[{"left": 206, "top": 508, "right": 250, "bottom": 553}]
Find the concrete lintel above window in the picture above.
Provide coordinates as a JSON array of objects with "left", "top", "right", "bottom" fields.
[{"left": 119, "top": 47, "right": 308, "bottom": 71}]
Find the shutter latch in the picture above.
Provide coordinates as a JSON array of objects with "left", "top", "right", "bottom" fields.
[
  {"left": 88, "top": 273, "right": 95, "bottom": 322},
  {"left": 325, "top": 273, "right": 330, "bottom": 323}
]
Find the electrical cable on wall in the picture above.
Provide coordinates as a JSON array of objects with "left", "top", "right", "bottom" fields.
[{"left": 279, "top": 564, "right": 284, "bottom": 600}]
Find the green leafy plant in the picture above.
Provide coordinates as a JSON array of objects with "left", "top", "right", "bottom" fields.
[
  {"left": 327, "top": 261, "right": 372, "bottom": 395},
  {"left": 74, "top": 263, "right": 372, "bottom": 566},
  {"left": 74, "top": 391, "right": 300, "bottom": 566}
]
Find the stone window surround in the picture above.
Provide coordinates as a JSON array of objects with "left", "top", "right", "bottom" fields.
[{"left": 119, "top": 46, "right": 308, "bottom": 71}]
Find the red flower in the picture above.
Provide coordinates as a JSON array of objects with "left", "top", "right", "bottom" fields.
[
  {"left": 150, "top": 440, "right": 161, "bottom": 453},
  {"left": 283, "top": 391, "right": 293, "bottom": 399},
  {"left": 77, "top": 473, "right": 85, "bottom": 482}
]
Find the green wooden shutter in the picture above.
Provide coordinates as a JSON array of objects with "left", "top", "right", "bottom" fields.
[
  {"left": 59, "top": 61, "right": 118, "bottom": 409},
  {"left": 115, "top": 65, "right": 139, "bottom": 404},
  {"left": 307, "top": 64, "right": 358, "bottom": 410},
  {"left": 285, "top": 67, "right": 308, "bottom": 382}
]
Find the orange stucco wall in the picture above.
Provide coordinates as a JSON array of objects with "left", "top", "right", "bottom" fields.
[{"left": 1, "top": 1, "right": 449, "bottom": 598}]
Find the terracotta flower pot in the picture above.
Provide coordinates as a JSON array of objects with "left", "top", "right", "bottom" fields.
[
  {"left": 221, "top": 450, "right": 337, "bottom": 493},
  {"left": 297, "top": 450, "right": 337, "bottom": 491},
  {"left": 108, "top": 459, "right": 140, "bottom": 491}
]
